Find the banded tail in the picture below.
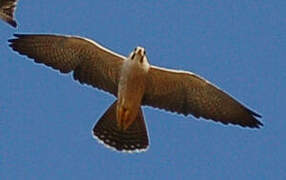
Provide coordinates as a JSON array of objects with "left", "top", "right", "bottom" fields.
[{"left": 93, "top": 101, "right": 149, "bottom": 152}]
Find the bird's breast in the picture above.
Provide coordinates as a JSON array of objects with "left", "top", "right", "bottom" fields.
[{"left": 117, "top": 62, "right": 147, "bottom": 109}]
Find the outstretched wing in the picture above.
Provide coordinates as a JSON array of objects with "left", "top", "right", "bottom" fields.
[
  {"left": 0, "top": 0, "right": 17, "bottom": 27},
  {"left": 142, "top": 66, "right": 263, "bottom": 128},
  {"left": 9, "top": 34, "right": 125, "bottom": 96}
]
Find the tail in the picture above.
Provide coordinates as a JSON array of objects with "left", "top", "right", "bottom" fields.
[{"left": 92, "top": 101, "right": 149, "bottom": 153}]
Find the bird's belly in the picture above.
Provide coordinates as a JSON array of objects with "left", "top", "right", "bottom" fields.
[
  {"left": 116, "top": 73, "right": 146, "bottom": 130},
  {"left": 117, "top": 85, "right": 143, "bottom": 112}
]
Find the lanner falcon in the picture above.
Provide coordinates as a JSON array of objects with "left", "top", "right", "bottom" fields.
[
  {"left": 0, "top": 0, "right": 17, "bottom": 27},
  {"left": 9, "top": 34, "right": 263, "bottom": 153}
]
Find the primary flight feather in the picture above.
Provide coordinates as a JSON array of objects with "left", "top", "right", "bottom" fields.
[
  {"left": 9, "top": 34, "right": 263, "bottom": 152},
  {"left": 0, "top": 0, "right": 17, "bottom": 27}
]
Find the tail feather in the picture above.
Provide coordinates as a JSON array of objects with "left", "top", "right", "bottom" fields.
[{"left": 93, "top": 101, "right": 149, "bottom": 152}]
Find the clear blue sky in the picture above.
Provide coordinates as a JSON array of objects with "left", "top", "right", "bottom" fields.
[{"left": 1, "top": 1, "right": 285, "bottom": 179}]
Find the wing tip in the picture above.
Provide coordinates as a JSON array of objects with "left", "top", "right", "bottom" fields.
[
  {"left": 216, "top": 117, "right": 263, "bottom": 129},
  {"left": 8, "top": 37, "right": 21, "bottom": 53},
  {"left": 6, "top": 19, "right": 17, "bottom": 28},
  {"left": 249, "top": 108, "right": 262, "bottom": 118},
  {"left": 8, "top": 33, "right": 23, "bottom": 45},
  {"left": 248, "top": 121, "right": 263, "bottom": 129},
  {"left": 252, "top": 118, "right": 263, "bottom": 129},
  {"left": 247, "top": 109, "right": 263, "bottom": 128},
  {"left": 235, "top": 113, "right": 263, "bottom": 129},
  {"left": 13, "top": 33, "right": 22, "bottom": 37}
]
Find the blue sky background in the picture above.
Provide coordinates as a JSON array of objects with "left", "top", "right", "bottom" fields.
[{"left": 1, "top": 1, "right": 285, "bottom": 179}]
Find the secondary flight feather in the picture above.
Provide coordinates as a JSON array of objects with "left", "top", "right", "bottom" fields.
[{"left": 9, "top": 34, "right": 263, "bottom": 153}]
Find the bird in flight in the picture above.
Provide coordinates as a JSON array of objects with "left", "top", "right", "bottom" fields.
[
  {"left": 9, "top": 34, "right": 263, "bottom": 153},
  {"left": 0, "top": 0, "right": 17, "bottom": 27}
]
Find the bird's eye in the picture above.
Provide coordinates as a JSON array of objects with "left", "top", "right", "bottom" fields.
[
  {"left": 134, "top": 47, "right": 137, "bottom": 52},
  {"left": 143, "top": 50, "right": 146, "bottom": 56}
]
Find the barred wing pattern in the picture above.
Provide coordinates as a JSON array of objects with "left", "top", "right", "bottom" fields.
[
  {"left": 9, "top": 33, "right": 263, "bottom": 153},
  {"left": 143, "top": 66, "right": 262, "bottom": 128},
  {"left": 9, "top": 34, "right": 125, "bottom": 96}
]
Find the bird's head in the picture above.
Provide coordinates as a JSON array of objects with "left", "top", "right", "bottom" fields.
[{"left": 128, "top": 46, "right": 150, "bottom": 71}]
